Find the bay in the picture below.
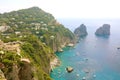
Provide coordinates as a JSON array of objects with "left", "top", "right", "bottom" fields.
[{"left": 50, "top": 19, "right": 120, "bottom": 80}]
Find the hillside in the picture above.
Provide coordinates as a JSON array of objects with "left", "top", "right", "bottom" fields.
[
  {"left": 0, "top": 7, "right": 75, "bottom": 52},
  {"left": 0, "top": 7, "right": 76, "bottom": 80}
]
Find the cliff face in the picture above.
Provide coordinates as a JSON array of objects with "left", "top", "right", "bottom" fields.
[
  {"left": 0, "top": 7, "right": 76, "bottom": 80},
  {"left": 0, "top": 36, "right": 55, "bottom": 80},
  {"left": 1, "top": 61, "right": 33, "bottom": 80},
  {"left": 0, "top": 69, "right": 6, "bottom": 80},
  {"left": 74, "top": 24, "right": 88, "bottom": 38},
  {"left": 95, "top": 24, "right": 110, "bottom": 36}
]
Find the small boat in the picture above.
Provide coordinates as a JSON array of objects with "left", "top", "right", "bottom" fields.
[
  {"left": 117, "top": 47, "right": 120, "bottom": 49},
  {"left": 93, "top": 75, "right": 96, "bottom": 78},
  {"left": 84, "top": 69, "right": 89, "bottom": 73},
  {"left": 85, "top": 58, "right": 88, "bottom": 61},
  {"left": 76, "top": 74, "right": 80, "bottom": 77},
  {"left": 82, "top": 77, "right": 86, "bottom": 80}
]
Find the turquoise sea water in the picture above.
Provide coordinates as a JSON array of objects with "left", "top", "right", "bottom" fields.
[{"left": 50, "top": 19, "right": 120, "bottom": 80}]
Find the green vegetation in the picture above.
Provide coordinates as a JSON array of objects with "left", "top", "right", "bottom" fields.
[
  {"left": 20, "top": 35, "right": 55, "bottom": 80},
  {"left": 0, "top": 7, "right": 76, "bottom": 80},
  {"left": 0, "top": 7, "right": 75, "bottom": 51},
  {"left": 0, "top": 35, "right": 55, "bottom": 80}
]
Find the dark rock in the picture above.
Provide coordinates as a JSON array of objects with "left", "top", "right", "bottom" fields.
[
  {"left": 66, "top": 66, "right": 73, "bottom": 73},
  {"left": 74, "top": 24, "right": 88, "bottom": 37},
  {"left": 95, "top": 24, "right": 110, "bottom": 36},
  {"left": 117, "top": 47, "right": 120, "bottom": 49}
]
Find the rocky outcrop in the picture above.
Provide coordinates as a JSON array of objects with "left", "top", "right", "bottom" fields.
[
  {"left": 67, "top": 43, "right": 74, "bottom": 47},
  {"left": 18, "top": 62, "right": 33, "bottom": 80},
  {"left": 50, "top": 58, "right": 60, "bottom": 71},
  {"left": 0, "top": 26, "right": 10, "bottom": 32},
  {"left": 95, "top": 24, "right": 110, "bottom": 36},
  {"left": 66, "top": 66, "right": 73, "bottom": 73},
  {"left": 74, "top": 24, "right": 88, "bottom": 38},
  {"left": 1, "top": 61, "right": 34, "bottom": 80},
  {"left": 0, "top": 69, "right": 6, "bottom": 80}
]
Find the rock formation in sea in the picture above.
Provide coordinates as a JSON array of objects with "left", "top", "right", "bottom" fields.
[
  {"left": 95, "top": 24, "right": 110, "bottom": 36},
  {"left": 74, "top": 24, "right": 88, "bottom": 38},
  {"left": 66, "top": 66, "right": 74, "bottom": 73}
]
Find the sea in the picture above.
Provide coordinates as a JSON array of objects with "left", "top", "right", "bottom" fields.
[{"left": 50, "top": 18, "right": 120, "bottom": 80}]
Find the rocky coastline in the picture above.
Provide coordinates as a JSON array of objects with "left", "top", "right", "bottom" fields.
[{"left": 50, "top": 58, "right": 60, "bottom": 72}]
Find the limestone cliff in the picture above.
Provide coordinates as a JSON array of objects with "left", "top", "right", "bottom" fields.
[{"left": 0, "top": 36, "right": 55, "bottom": 80}]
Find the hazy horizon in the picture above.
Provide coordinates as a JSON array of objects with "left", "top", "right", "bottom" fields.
[
  {"left": 1, "top": 0, "right": 120, "bottom": 19},
  {"left": 57, "top": 18, "right": 120, "bottom": 32}
]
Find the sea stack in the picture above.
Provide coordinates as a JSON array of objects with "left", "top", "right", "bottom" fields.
[
  {"left": 74, "top": 24, "right": 88, "bottom": 38},
  {"left": 95, "top": 24, "right": 110, "bottom": 36}
]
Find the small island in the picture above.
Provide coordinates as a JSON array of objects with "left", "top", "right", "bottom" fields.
[
  {"left": 74, "top": 24, "right": 88, "bottom": 38},
  {"left": 66, "top": 66, "right": 74, "bottom": 73},
  {"left": 95, "top": 24, "right": 110, "bottom": 36}
]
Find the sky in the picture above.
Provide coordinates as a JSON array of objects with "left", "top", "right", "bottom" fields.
[{"left": 0, "top": 0, "right": 120, "bottom": 19}]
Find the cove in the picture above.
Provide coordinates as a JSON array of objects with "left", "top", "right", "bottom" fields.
[
  {"left": 50, "top": 36, "right": 120, "bottom": 80},
  {"left": 50, "top": 19, "right": 120, "bottom": 80}
]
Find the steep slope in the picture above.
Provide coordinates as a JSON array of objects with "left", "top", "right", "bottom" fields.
[
  {"left": 0, "top": 7, "right": 75, "bottom": 52},
  {"left": 0, "top": 7, "right": 76, "bottom": 80},
  {"left": 0, "top": 35, "right": 55, "bottom": 80}
]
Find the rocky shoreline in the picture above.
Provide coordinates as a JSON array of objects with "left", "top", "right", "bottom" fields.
[
  {"left": 50, "top": 43, "right": 75, "bottom": 72},
  {"left": 50, "top": 58, "right": 60, "bottom": 72}
]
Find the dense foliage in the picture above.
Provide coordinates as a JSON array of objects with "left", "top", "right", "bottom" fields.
[
  {"left": 20, "top": 35, "right": 55, "bottom": 80},
  {"left": 0, "top": 7, "right": 76, "bottom": 80},
  {"left": 0, "top": 7, "right": 75, "bottom": 51}
]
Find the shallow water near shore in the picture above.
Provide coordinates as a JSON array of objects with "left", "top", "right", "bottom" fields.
[{"left": 50, "top": 19, "right": 120, "bottom": 80}]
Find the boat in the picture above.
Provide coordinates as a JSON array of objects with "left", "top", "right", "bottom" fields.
[
  {"left": 93, "top": 75, "right": 96, "bottom": 78},
  {"left": 82, "top": 77, "right": 86, "bottom": 80}
]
